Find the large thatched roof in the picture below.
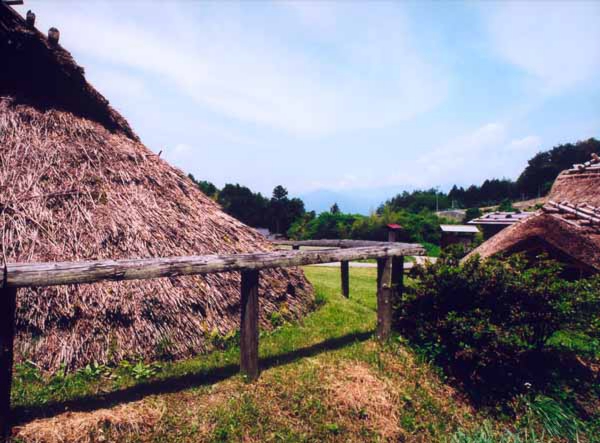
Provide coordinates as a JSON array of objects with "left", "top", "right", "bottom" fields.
[
  {"left": 468, "top": 154, "right": 600, "bottom": 273},
  {"left": 0, "top": 3, "right": 313, "bottom": 370}
]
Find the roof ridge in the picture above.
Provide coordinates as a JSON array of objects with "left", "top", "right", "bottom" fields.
[
  {"left": 566, "top": 152, "right": 600, "bottom": 174},
  {"left": 543, "top": 200, "right": 600, "bottom": 231},
  {"left": 0, "top": 2, "right": 139, "bottom": 141}
]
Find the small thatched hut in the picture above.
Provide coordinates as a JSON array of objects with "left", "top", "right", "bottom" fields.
[
  {"left": 468, "top": 154, "right": 600, "bottom": 278},
  {"left": 0, "top": 3, "right": 313, "bottom": 371}
]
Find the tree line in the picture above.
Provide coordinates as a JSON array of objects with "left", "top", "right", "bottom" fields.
[
  {"left": 188, "top": 138, "right": 599, "bottom": 241},
  {"left": 187, "top": 177, "right": 306, "bottom": 235},
  {"left": 448, "top": 138, "right": 598, "bottom": 210}
]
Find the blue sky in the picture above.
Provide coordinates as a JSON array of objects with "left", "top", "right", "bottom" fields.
[{"left": 16, "top": 1, "right": 600, "bottom": 211}]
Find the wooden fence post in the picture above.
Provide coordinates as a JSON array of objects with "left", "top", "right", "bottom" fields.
[
  {"left": 376, "top": 258, "right": 392, "bottom": 341},
  {"left": 0, "top": 286, "right": 17, "bottom": 440},
  {"left": 392, "top": 256, "right": 404, "bottom": 302},
  {"left": 340, "top": 260, "right": 349, "bottom": 298},
  {"left": 240, "top": 270, "right": 259, "bottom": 381}
]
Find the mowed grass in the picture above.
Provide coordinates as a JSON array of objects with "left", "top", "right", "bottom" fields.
[{"left": 13, "top": 267, "right": 485, "bottom": 442}]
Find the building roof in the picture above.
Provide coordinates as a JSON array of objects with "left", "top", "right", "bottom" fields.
[
  {"left": 468, "top": 211, "right": 534, "bottom": 225},
  {"left": 387, "top": 223, "right": 403, "bottom": 230},
  {"left": 0, "top": 3, "right": 138, "bottom": 140},
  {"left": 467, "top": 153, "right": 600, "bottom": 272},
  {"left": 0, "top": 3, "right": 313, "bottom": 371},
  {"left": 440, "top": 224, "right": 479, "bottom": 234}
]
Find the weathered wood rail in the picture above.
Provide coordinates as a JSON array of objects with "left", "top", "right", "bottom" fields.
[
  {"left": 274, "top": 239, "right": 410, "bottom": 249},
  {"left": 274, "top": 239, "right": 424, "bottom": 298},
  {"left": 0, "top": 243, "right": 424, "bottom": 438}
]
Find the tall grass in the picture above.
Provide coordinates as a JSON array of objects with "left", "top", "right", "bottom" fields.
[{"left": 452, "top": 395, "right": 594, "bottom": 443}]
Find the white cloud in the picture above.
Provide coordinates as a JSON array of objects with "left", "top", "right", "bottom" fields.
[
  {"left": 416, "top": 123, "right": 507, "bottom": 178},
  {"left": 506, "top": 135, "right": 541, "bottom": 152},
  {"left": 19, "top": 1, "right": 448, "bottom": 137},
  {"left": 299, "top": 123, "right": 541, "bottom": 191},
  {"left": 484, "top": 1, "right": 600, "bottom": 93},
  {"left": 379, "top": 124, "right": 541, "bottom": 188}
]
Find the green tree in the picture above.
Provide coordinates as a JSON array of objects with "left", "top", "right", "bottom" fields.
[
  {"left": 330, "top": 203, "right": 340, "bottom": 214},
  {"left": 217, "top": 184, "right": 268, "bottom": 227},
  {"left": 272, "top": 185, "right": 288, "bottom": 201},
  {"left": 517, "top": 138, "right": 600, "bottom": 198},
  {"left": 268, "top": 186, "right": 305, "bottom": 235},
  {"left": 270, "top": 185, "right": 288, "bottom": 234},
  {"left": 464, "top": 207, "right": 482, "bottom": 222},
  {"left": 383, "top": 189, "right": 451, "bottom": 213},
  {"left": 287, "top": 211, "right": 316, "bottom": 239},
  {"left": 498, "top": 198, "right": 515, "bottom": 212},
  {"left": 188, "top": 174, "right": 218, "bottom": 198}
]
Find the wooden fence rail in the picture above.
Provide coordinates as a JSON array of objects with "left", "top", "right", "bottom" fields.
[
  {"left": 274, "top": 240, "right": 423, "bottom": 300},
  {"left": 0, "top": 243, "right": 424, "bottom": 439},
  {"left": 274, "top": 239, "right": 411, "bottom": 249}
]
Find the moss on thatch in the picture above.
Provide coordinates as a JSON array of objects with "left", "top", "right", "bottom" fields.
[{"left": 0, "top": 4, "right": 313, "bottom": 371}]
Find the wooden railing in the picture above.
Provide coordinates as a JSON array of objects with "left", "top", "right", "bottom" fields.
[
  {"left": 272, "top": 239, "right": 423, "bottom": 297},
  {"left": 0, "top": 242, "right": 424, "bottom": 437},
  {"left": 273, "top": 239, "right": 399, "bottom": 249}
]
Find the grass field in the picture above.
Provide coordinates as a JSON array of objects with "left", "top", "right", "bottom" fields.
[{"left": 10, "top": 267, "right": 594, "bottom": 442}]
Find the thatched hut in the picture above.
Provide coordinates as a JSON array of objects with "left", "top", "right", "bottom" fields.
[
  {"left": 468, "top": 211, "right": 533, "bottom": 240},
  {"left": 0, "top": 3, "right": 313, "bottom": 371},
  {"left": 468, "top": 155, "right": 600, "bottom": 278}
]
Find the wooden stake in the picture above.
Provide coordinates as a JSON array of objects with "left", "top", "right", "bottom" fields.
[
  {"left": 240, "top": 270, "right": 259, "bottom": 380},
  {"left": 388, "top": 230, "right": 397, "bottom": 243},
  {"left": 0, "top": 286, "right": 17, "bottom": 440},
  {"left": 376, "top": 258, "right": 393, "bottom": 341},
  {"left": 392, "top": 255, "right": 404, "bottom": 305},
  {"left": 340, "top": 260, "right": 349, "bottom": 298}
]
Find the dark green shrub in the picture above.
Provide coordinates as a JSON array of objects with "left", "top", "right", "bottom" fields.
[{"left": 397, "top": 254, "right": 600, "bottom": 403}]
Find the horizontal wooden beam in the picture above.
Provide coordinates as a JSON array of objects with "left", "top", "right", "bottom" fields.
[
  {"left": 2, "top": 1, "right": 24, "bottom": 6},
  {"left": 2, "top": 245, "right": 422, "bottom": 288},
  {"left": 274, "top": 239, "right": 426, "bottom": 252}
]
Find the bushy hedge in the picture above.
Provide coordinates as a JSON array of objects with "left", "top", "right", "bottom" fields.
[{"left": 397, "top": 254, "right": 600, "bottom": 403}]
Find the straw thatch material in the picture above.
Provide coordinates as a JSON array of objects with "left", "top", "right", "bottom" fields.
[
  {"left": 468, "top": 155, "right": 600, "bottom": 274},
  {"left": 0, "top": 4, "right": 313, "bottom": 371}
]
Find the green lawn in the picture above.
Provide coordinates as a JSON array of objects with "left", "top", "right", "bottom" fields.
[{"left": 10, "top": 267, "right": 591, "bottom": 442}]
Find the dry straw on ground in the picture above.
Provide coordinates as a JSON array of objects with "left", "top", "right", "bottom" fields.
[
  {"left": 0, "top": 3, "right": 313, "bottom": 372},
  {"left": 325, "top": 362, "right": 401, "bottom": 440},
  {"left": 14, "top": 399, "right": 164, "bottom": 443}
]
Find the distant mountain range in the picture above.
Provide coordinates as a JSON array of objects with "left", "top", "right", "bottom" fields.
[{"left": 300, "top": 187, "right": 408, "bottom": 215}]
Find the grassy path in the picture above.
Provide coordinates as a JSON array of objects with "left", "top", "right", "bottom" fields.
[{"left": 12, "top": 267, "right": 478, "bottom": 442}]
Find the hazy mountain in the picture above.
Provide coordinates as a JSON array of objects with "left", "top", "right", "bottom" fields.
[{"left": 300, "top": 187, "right": 408, "bottom": 215}]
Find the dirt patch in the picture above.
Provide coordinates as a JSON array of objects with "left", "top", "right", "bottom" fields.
[
  {"left": 325, "top": 361, "right": 401, "bottom": 440},
  {"left": 13, "top": 399, "right": 164, "bottom": 443}
]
